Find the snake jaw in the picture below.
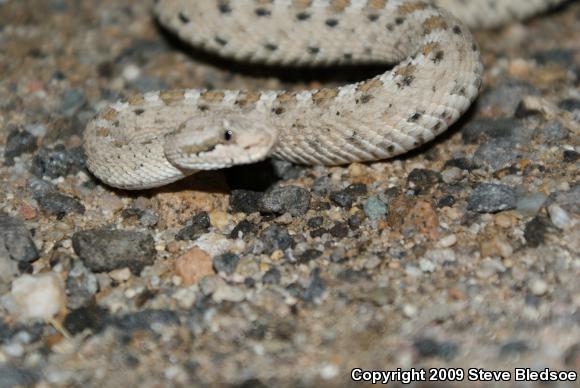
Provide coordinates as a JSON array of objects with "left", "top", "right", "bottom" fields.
[{"left": 163, "top": 113, "right": 279, "bottom": 170}]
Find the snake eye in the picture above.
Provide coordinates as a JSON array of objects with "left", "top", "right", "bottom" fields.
[{"left": 224, "top": 130, "right": 233, "bottom": 141}]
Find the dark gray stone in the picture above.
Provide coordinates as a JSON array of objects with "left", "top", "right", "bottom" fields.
[
  {"left": 312, "top": 176, "right": 333, "bottom": 196},
  {"left": 34, "top": 191, "right": 85, "bottom": 219},
  {"left": 63, "top": 304, "right": 109, "bottom": 335},
  {"left": 271, "top": 159, "right": 303, "bottom": 180},
  {"left": 30, "top": 145, "right": 85, "bottom": 179},
  {"left": 262, "top": 267, "right": 281, "bottom": 285},
  {"left": 259, "top": 224, "right": 294, "bottom": 254},
  {"left": 407, "top": 169, "right": 442, "bottom": 192},
  {"left": 467, "top": 183, "right": 517, "bottom": 213},
  {"left": 473, "top": 138, "right": 525, "bottom": 171},
  {"left": 258, "top": 185, "right": 311, "bottom": 216},
  {"left": 306, "top": 216, "right": 323, "bottom": 229},
  {"left": 3, "top": 127, "right": 38, "bottom": 166},
  {"left": 329, "top": 222, "right": 349, "bottom": 239},
  {"left": 499, "top": 340, "right": 530, "bottom": 358},
  {"left": 0, "top": 364, "right": 39, "bottom": 387},
  {"left": 229, "top": 219, "right": 258, "bottom": 239},
  {"left": 524, "top": 216, "right": 551, "bottom": 247},
  {"left": 111, "top": 309, "right": 180, "bottom": 331},
  {"left": 558, "top": 98, "right": 580, "bottom": 112},
  {"left": 72, "top": 228, "right": 156, "bottom": 274},
  {"left": 230, "top": 190, "right": 263, "bottom": 213},
  {"left": 535, "top": 121, "right": 569, "bottom": 144},
  {"left": 462, "top": 118, "right": 528, "bottom": 144},
  {"left": 413, "top": 338, "right": 459, "bottom": 361},
  {"left": 60, "top": 88, "right": 87, "bottom": 116},
  {"left": 176, "top": 211, "right": 210, "bottom": 241},
  {"left": 301, "top": 268, "right": 325, "bottom": 302},
  {"left": 477, "top": 80, "right": 539, "bottom": 118},
  {"left": 213, "top": 252, "right": 240, "bottom": 275},
  {"left": 0, "top": 212, "right": 39, "bottom": 263}
]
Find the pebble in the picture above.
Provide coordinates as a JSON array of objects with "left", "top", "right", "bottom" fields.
[
  {"left": 494, "top": 213, "right": 515, "bottom": 228},
  {"left": 72, "top": 228, "right": 156, "bottom": 274},
  {"left": 4, "top": 272, "right": 65, "bottom": 321},
  {"left": 547, "top": 204, "right": 573, "bottom": 229},
  {"left": 419, "top": 258, "right": 436, "bottom": 273},
  {"left": 413, "top": 338, "right": 459, "bottom": 361},
  {"left": 441, "top": 167, "right": 465, "bottom": 184},
  {"left": 300, "top": 249, "right": 322, "bottom": 263},
  {"left": 536, "top": 121, "right": 569, "bottom": 144},
  {"left": 192, "top": 232, "right": 240, "bottom": 256},
  {"left": 59, "top": 88, "right": 87, "bottom": 116},
  {"left": 174, "top": 247, "right": 213, "bottom": 286},
  {"left": 499, "top": 340, "right": 530, "bottom": 358},
  {"left": 0, "top": 364, "right": 39, "bottom": 387},
  {"left": 175, "top": 211, "right": 211, "bottom": 241},
  {"left": 478, "top": 80, "right": 539, "bottom": 117},
  {"left": 3, "top": 127, "right": 38, "bottom": 166},
  {"left": 563, "top": 150, "right": 579, "bottom": 163},
  {"left": 516, "top": 192, "right": 547, "bottom": 217},
  {"left": 212, "top": 284, "right": 245, "bottom": 303},
  {"left": 262, "top": 267, "right": 281, "bottom": 285},
  {"left": 307, "top": 216, "right": 324, "bottom": 229},
  {"left": 229, "top": 219, "right": 258, "bottom": 239},
  {"left": 301, "top": 268, "right": 326, "bottom": 302},
  {"left": 473, "top": 138, "right": 525, "bottom": 171},
  {"left": 30, "top": 145, "right": 85, "bottom": 179},
  {"left": 524, "top": 216, "right": 550, "bottom": 247},
  {"left": 34, "top": 190, "right": 85, "bottom": 219},
  {"left": 258, "top": 185, "right": 311, "bottom": 216},
  {"left": 363, "top": 196, "right": 387, "bottom": 221},
  {"left": 437, "top": 234, "right": 457, "bottom": 248},
  {"left": 112, "top": 309, "right": 180, "bottom": 332},
  {"left": 467, "top": 183, "right": 517, "bottom": 213},
  {"left": 312, "top": 176, "right": 333, "bottom": 196},
  {"left": 462, "top": 118, "right": 523, "bottom": 144},
  {"left": 259, "top": 224, "right": 294, "bottom": 254},
  {"left": 229, "top": 190, "right": 263, "bottom": 213},
  {"left": 65, "top": 261, "right": 99, "bottom": 310},
  {"left": 327, "top": 221, "right": 348, "bottom": 239},
  {"left": 212, "top": 252, "right": 240, "bottom": 275},
  {"left": 329, "top": 183, "right": 366, "bottom": 209},
  {"left": 436, "top": 195, "right": 456, "bottom": 208},
  {"left": 528, "top": 278, "right": 548, "bottom": 296},
  {"left": 0, "top": 212, "right": 39, "bottom": 263},
  {"left": 558, "top": 98, "right": 580, "bottom": 112},
  {"left": 407, "top": 169, "right": 442, "bottom": 192},
  {"left": 109, "top": 268, "right": 132, "bottom": 283}
]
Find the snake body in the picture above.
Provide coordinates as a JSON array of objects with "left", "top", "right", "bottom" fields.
[{"left": 84, "top": 0, "right": 565, "bottom": 189}]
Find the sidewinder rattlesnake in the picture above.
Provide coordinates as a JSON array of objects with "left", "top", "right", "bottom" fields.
[{"left": 84, "top": 0, "right": 566, "bottom": 189}]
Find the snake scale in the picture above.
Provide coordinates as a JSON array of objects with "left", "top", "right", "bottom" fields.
[{"left": 84, "top": 0, "right": 566, "bottom": 189}]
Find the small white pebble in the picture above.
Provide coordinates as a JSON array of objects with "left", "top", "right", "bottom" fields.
[
  {"left": 4, "top": 273, "right": 65, "bottom": 321},
  {"left": 438, "top": 234, "right": 457, "bottom": 248},
  {"left": 109, "top": 267, "right": 132, "bottom": 282},
  {"left": 419, "top": 258, "right": 436, "bottom": 273},
  {"left": 405, "top": 265, "right": 422, "bottom": 278},
  {"left": 547, "top": 204, "right": 573, "bottom": 229},
  {"left": 122, "top": 64, "right": 141, "bottom": 81},
  {"left": 319, "top": 363, "right": 339, "bottom": 380},
  {"left": 403, "top": 304, "right": 417, "bottom": 318},
  {"left": 528, "top": 278, "right": 548, "bottom": 296}
]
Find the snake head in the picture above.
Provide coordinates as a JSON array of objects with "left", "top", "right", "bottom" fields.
[{"left": 163, "top": 113, "right": 278, "bottom": 170}]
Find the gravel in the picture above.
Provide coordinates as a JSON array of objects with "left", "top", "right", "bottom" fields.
[
  {"left": 72, "top": 228, "right": 156, "bottom": 274},
  {"left": 467, "top": 183, "right": 517, "bottom": 213}
]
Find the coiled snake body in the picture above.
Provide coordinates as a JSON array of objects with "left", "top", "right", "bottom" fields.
[{"left": 84, "top": 0, "right": 565, "bottom": 189}]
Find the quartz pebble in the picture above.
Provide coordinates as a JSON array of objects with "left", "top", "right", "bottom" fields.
[{"left": 4, "top": 273, "right": 66, "bottom": 321}]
